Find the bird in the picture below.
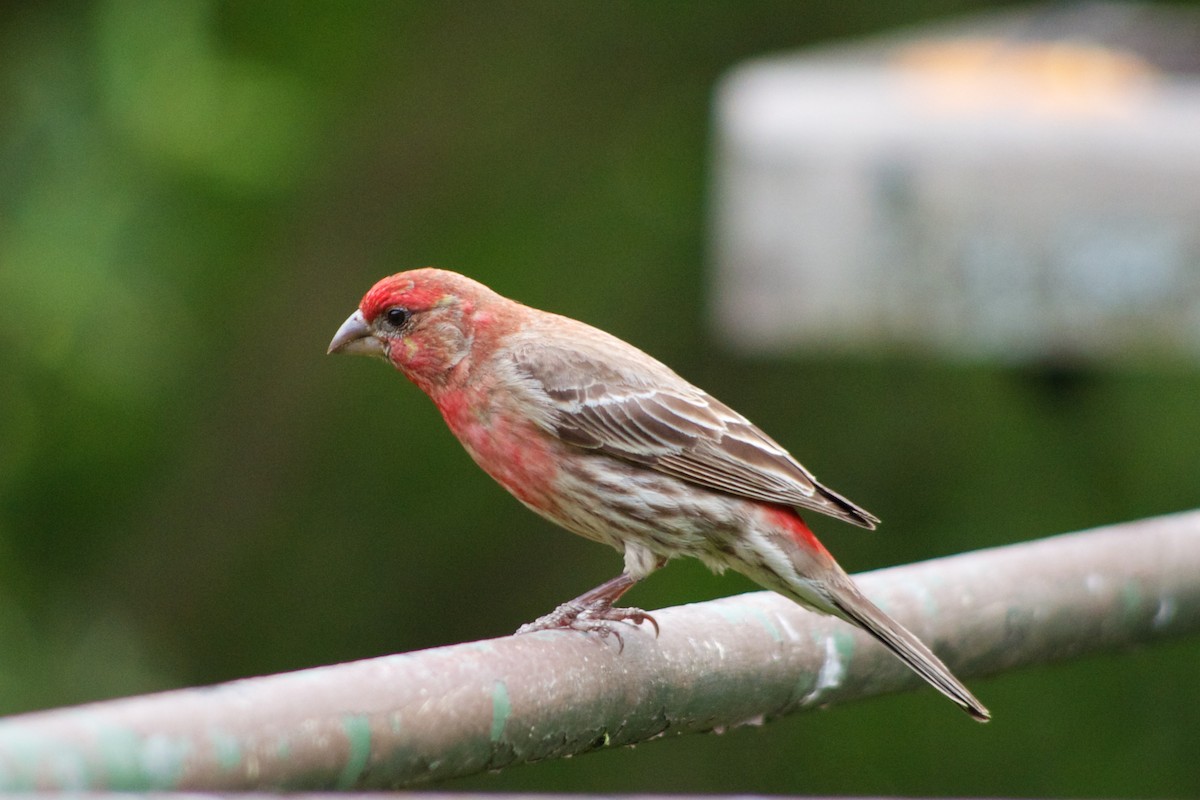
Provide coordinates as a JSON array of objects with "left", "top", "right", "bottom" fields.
[{"left": 328, "top": 268, "right": 989, "bottom": 721}]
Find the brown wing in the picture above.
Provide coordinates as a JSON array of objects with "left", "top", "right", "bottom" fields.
[{"left": 506, "top": 331, "right": 879, "bottom": 529}]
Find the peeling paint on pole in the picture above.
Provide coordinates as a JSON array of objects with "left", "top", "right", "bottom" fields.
[
  {"left": 489, "top": 681, "right": 511, "bottom": 744},
  {"left": 0, "top": 510, "right": 1197, "bottom": 789}
]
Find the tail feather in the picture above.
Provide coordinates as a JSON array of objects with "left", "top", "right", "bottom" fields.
[{"left": 830, "top": 589, "right": 990, "bottom": 722}]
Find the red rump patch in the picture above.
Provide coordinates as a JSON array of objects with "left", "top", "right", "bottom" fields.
[{"left": 762, "top": 505, "right": 830, "bottom": 556}]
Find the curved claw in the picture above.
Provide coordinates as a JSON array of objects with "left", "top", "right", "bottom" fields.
[
  {"left": 575, "top": 606, "right": 658, "bottom": 653},
  {"left": 516, "top": 572, "right": 657, "bottom": 650},
  {"left": 636, "top": 610, "right": 660, "bottom": 638},
  {"left": 516, "top": 601, "right": 658, "bottom": 650},
  {"left": 573, "top": 615, "right": 629, "bottom": 653},
  {"left": 591, "top": 607, "right": 658, "bottom": 638}
]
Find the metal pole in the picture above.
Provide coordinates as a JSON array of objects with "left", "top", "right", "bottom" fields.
[{"left": 0, "top": 511, "right": 1196, "bottom": 790}]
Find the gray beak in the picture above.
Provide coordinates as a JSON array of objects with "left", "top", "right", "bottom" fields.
[{"left": 327, "top": 310, "right": 386, "bottom": 357}]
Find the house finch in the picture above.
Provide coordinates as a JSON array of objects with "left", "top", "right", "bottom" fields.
[{"left": 328, "top": 268, "right": 989, "bottom": 721}]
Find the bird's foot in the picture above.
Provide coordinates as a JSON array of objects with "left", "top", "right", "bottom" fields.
[{"left": 516, "top": 600, "right": 659, "bottom": 651}]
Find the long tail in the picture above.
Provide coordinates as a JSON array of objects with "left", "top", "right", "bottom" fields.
[
  {"left": 755, "top": 505, "right": 988, "bottom": 720},
  {"left": 828, "top": 584, "right": 990, "bottom": 722}
]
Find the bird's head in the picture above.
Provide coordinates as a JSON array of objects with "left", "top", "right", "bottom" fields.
[{"left": 328, "top": 268, "right": 501, "bottom": 391}]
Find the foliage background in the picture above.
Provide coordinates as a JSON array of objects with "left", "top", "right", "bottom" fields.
[{"left": 2, "top": 1, "right": 1198, "bottom": 796}]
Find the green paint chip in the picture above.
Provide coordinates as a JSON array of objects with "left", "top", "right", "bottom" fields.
[
  {"left": 209, "top": 731, "right": 243, "bottom": 772},
  {"left": 1121, "top": 580, "right": 1143, "bottom": 622},
  {"left": 749, "top": 608, "right": 783, "bottom": 642},
  {"left": 832, "top": 628, "right": 856, "bottom": 662},
  {"left": 336, "top": 715, "right": 372, "bottom": 789},
  {"left": 98, "top": 727, "right": 155, "bottom": 790},
  {"left": 490, "top": 680, "right": 511, "bottom": 743}
]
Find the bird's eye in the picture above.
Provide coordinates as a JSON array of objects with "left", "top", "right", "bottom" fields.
[{"left": 384, "top": 307, "right": 411, "bottom": 328}]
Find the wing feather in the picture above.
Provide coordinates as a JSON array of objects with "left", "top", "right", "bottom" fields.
[{"left": 505, "top": 330, "right": 879, "bottom": 529}]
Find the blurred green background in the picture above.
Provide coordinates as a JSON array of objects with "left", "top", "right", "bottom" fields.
[{"left": 2, "top": 0, "right": 1199, "bottom": 796}]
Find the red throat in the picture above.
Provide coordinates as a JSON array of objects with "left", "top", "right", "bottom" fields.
[{"left": 432, "top": 388, "right": 561, "bottom": 512}]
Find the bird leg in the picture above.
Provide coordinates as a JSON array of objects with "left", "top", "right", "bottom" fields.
[{"left": 516, "top": 572, "right": 659, "bottom": 648}]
